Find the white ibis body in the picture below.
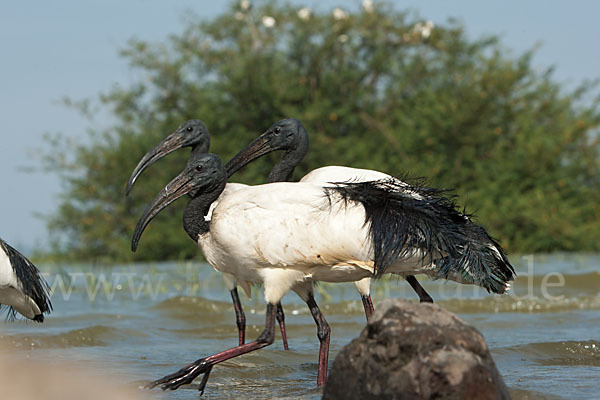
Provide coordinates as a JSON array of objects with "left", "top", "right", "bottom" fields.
[
  {"left": 132, "top": 153, "right": 515, "bottom": 392},
  {"left": 0, "top": 237, "right": 51, "bottom": 322}
]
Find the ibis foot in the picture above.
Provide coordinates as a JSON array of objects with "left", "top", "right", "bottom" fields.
[
  {"left": 146, "top": 359, "right": 212, "bottom": 391},
  {"left": 145, "top": 303, "right": 277, "bottom": 394}
]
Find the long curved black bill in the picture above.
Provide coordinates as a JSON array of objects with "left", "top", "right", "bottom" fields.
[
  {"left": 131, "top": 171, "right": 195, "bottom": 252},
  {"left": 125, "top": 133, "right": 187, "bottom": 196},
  {"left": 224, "top": 133, "right": 273, "bottom": 178}
]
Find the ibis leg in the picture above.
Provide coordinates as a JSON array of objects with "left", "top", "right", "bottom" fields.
[
  {"left": 276, "top": 302, "right": 289, "bottom": 350},
  {"left": 230, "top": 288, "right": 246, "bottom": 345},
  {"left": 306, "top": 295, "right": 330, "bottom": 387},
  {"left": 360, "top": 294, "right": 374, "bottom": 321},
  {"left": 406, "top": 275, "right": 434, "bottom": 303},
  {"left": 146, "top": 303, "right": 277, "bottom": 392}
]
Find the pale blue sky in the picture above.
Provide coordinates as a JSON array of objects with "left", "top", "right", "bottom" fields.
[{"left": 1, "top": 0, "right": 599, "bottom": 251}]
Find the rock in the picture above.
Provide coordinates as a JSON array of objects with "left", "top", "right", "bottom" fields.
[{"left": 323, "top": 299, "right": 510, "bottom": 400}]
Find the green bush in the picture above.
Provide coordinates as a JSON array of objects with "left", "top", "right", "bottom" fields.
[{"left": 41, "top": 1, "right": 600, "bottom": 262}]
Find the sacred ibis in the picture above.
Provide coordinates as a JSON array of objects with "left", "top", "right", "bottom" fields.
[
  {"left": 125, "top": 120, "right": 289, "bottom": 348},
  {"left": 225, "top": 118, "right": 435, "bottom": 319},
  {"left": 131, "top": 153, "right": 515, "bottom": 392},
  {"left": 0, "top": 237, "right": 52, "bottom": 322}
]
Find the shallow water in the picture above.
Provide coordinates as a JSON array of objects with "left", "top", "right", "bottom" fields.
[{"left": 0, "top": 254, "right": 599, "bottom": 399}]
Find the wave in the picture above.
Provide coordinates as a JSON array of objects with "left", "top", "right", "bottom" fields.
[
  {"left": 498, "top": 340, "right": 600, "bottom": 366},
  {"left": 0, "top": 325, "right": 122, "bottom": 349},
  {"left": 508, "top": 271, "right": 600, "bottom": 296},
  {"left": 152, "top": 295, "right": 236, "bottom": 311},
  {"left": 439, "top": 295, "right": 600, "bottom": 313}
]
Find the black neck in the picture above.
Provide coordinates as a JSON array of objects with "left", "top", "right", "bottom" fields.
[
  {"left": 268, "top": 152, "right": 295, "bottom": 182},
  {"left": 195, "top": 141, "right": 210, "bottom": 155},
  {"left": 268, "top": 142, "right": 308, "bottom": 183},
  {"left": 182, "top": 180, "right": 225, "bottom": 240}
]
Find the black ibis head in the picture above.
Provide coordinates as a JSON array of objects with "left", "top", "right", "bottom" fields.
[
  {"left": 131, "top": 153, "right": 225, "bottom": 252},
  {"left": 225, "top": 118, "right": 308, "bottom": 178},
  {"left": 126, "top": 120, "right": 210, "bottom": 195}
]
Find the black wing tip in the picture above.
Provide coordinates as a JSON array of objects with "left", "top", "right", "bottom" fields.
[
  {"left": 327, "top": 178, "right": 516, "bottom": 292},
  {"left": 435, "top": 242, "right": 516, "bottom": 295},
  {"left": 33, "top": 313, "right": 45, "bottom": 323},
  {"left": 0, "top": 240, "right": 53, "bottom": 317}
]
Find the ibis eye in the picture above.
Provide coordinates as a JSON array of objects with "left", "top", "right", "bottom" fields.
[
  {"left": 186, "top": 126, "right": 194, "bottom": 132},
  {"left": 274, "top": 127, "right": 281, "bottom": 134},
  {"left": 195, "top": 165, "right": 204, "bottom": 172}
]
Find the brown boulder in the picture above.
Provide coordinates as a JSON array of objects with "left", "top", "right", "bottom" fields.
[{"left": 323, "top": 299, "right": 510, "bottom": 400}]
